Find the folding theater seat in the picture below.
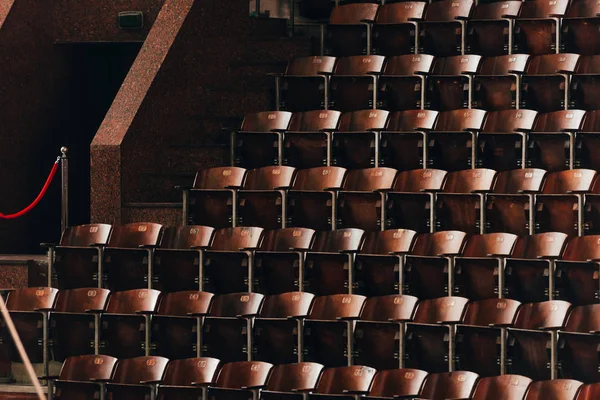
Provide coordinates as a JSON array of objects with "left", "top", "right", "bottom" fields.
[
  {"left": 477, "top": 109, "right": 539, "bottom": 171},
  {"left": 363, "top": 369, "right": 429, "bottom": 400},
  {"left": 466, "top": 1, "right": 524, "bottom": 57},
  {"left": 331, "top": 109, "right": 390, "bottom": 168},
  {"left": 236, "top": 166, "right": 297, "bottom": 230},
  {"left": 101, "top": 223, "right": 164, "bottom": 292},
  {"left": 513, "top": 0, "right": 570, "bottom": 55},
  {"left": 325, "top": 3, "right": 380, "bottom": 57},
  {"left": 561, "top": 0, "right": 600, "bottom": 55},
  {"left": 377, "top": 54, "right": 436, "bottom": 112},
  {"left": 0, "top": 287, "right": 58, "bottom": 379},
  {"left": 231, "top": 111, "right": 293, "bottom": 169},
  {"left": 485, "top": 169, "right": 547, "bottom": 236},
  {"left": 404, "top": 231, "right": 467, "bottom": 300},
  {"left": 253, "top": 292, "right": 315, "bottom": 364},
  {"left": 506, "top": 300, "right": 571, "bottom": 380},
  {"left": 584, "top": 171, "right": 600, "bottom": 234},
  {"left": 576, "top": 383, "right": 600, "bottom": 400},
  {"left": 454, "top": 232, "right": 518, "bottom": 300},
  {"left": 467, "top": 374, "right": 532, "bottom": 400},
  {"left": 524, "top": 380, "right": 583, "bottom": 400},
  {"left": 201, "top": 292, "right": 264, "bottom": 362},
  {"left": 150, "top": 291, "right": 214, "bottom": 360},
  {"left": 385, "top": 169, "right": 447, "bottom": 234},
  {"left": 104, "top": 356, "right": 169, "bottom": 400},
  {"left": 419, "top": 371, "right": 479, "bottom": 399},
  {"left": 157, "top": 358, "right": 220, "bottom": 400},
  {"left": 50, "top": 288, "right": 110, "bottom": 361},
  {"left": 570, "top": 56, "right": 600, "bottom": 111},
  {"left": 555, "top": 235, "right": 600, "bottom": 306},
  {"left": 379, "top": 110, "right": 440, "bottom": 171},
  {"left": 404, "top": 296, "right": 469, "bottom": 373},
  {"left": 304, "top": 365, "right": 377, "bottom": 400},
  {"left": 185, "top": 166, "right": 247, "bottom": 228},
  {"left": 418, "top": 0, "right": 475, "bottom": 57},
  {"left": 503, "top": 232, "right": 568, "bottom": 303},
  {"left": 152, "top": 225, "right": 215, "bottom": 293},
  {"left": 286, "top": 167, "right": 346, "bottom": 231},
  {"left": 455, "top": 298, "right": 521, "bottom": 377},
  {"left": 297, "top": 229, "right": 364, "bottom": 296},
  {"left": 472, "top": 55, "right": 531, "bottom": 112},
  {"left": 329, "top": 56, "right": 386, "bottom": 112},
  {"left": 521, "top": 53, "right": 580, "bottom": 113},
  {"left": 426, "top": 55, "right": 482, "bottom": 111},
  {"left": 206, "top": 361, "right": 273, "bottom": 400},
  {"left": 261, "top": 362, "right": 324, "bottom": 400},
  {"left": 336, "top": 168, "right": 397, "bottom": 232},
  {"left": 99, "top": 289, "right": 160, "bottom": 359},
  {"left": 283, "top": 110, "right": 341, "bottom": 169},
  {"left": 48, "top": 355, "right": 118, "bottom": 400},
  {"left": 253, "top": 228, "right": 316, "bottom": 295},
  {"left": 303, "top": 294, "right": 366, "bottom": 367},
  {"left": 354, "top": 229, "right": 418, "bottom": 297},
  {"left": 202, "top": 227, "right": 264, "bottom": 295},
  {"left": 436, "top": 168, "right": 498, "bottom": 234},
  {"left": 274, "top": 56, "right": 337, "bottom": 112},
  {"left": 427, "top": 109, "right": 487, "bottom": 171},
  {"left": 45, "top": 223, "right": 112, "bottom": 289},
  {"left": 534, "top": 169, "right": 596, "bottom": 237},
  {"left": 354, "top": 295, "right": 419, "bottom": 370},
  {"left": 372, "top": 2, "right": 427, "bottom": 56},
  {"left": 558, "top": 304, "right": 600, "bottom": 383}
]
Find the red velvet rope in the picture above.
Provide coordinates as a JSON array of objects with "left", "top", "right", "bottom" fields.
[{"left": 0, "top": 159, "right": 60, "bottom": 219}]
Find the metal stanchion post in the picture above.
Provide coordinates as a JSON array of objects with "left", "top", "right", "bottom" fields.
[{"left": 60, "top": 147, "right": 69, "bottom": 234}]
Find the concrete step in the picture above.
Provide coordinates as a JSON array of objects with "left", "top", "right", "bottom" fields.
[{"left": 0, "top": 255, "right": 48, "bottom": 289}]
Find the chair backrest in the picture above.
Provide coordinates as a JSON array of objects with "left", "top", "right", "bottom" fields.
[
  {"left": 360, "top": 229, "right": 417, "bottom": 255},
  {"left": 6, "top": 287, "right": 59, "bottom": 312},
  {"left": 288, "top": 110, "right": 341, "bottom": 132},
  {"left": 411, "top": 231, "right": 468, "bottom": 257},
  {"left": 519, "top": 0, "right": 570, "bottom": 18},
  {"left": 532, "top": 110, "right": 586, "bottom": 132},
  {"left": 209, "top": 227, "right": 264, "bottom": 251},
  {"left": 360, "top": 295, "right": 419, "bottom": 322},
  {"left": 313, "top": 366, "right": 376, "bottom": 395},
  {"left": 525, "top": 380, "right": 583, "bottom": 400},
  {"left": 462, "top": 298, "right": 521, "bottom": 327},
  {"left": 330, "top": 3, "right": 379, "bottom": 24},
  {"left": 308, "top": 294, "right": 366, "bottom": 320},
  {"left": 285, "top": 56, "right": 337, "bottom": 76},
  {"left": 311, "top": 229, "right": 365, "bottom": 253},
  {"left": 104, "top": 289, "right": 161, "bottom": 314},
  {"left": 107, "top": 222, "right": 163, "bottom": 248},
  {"left": 381, "top": 54, "right": 435, "bottom": 76},
  {"left": 492, "top": 169, "right": 546, "bottom": 194},
  {"left": 431, "top": 55, "right": 482, "bottom": 76},
  {"left": 423, "top": 0, "right": 474, "bottom": 22},
  {"left": 240, "top": 111, "right": 292, "bottom": 132},
  {"left": 392, "top": 169, "right": 447, "bottom": 192},
  {"left": 511, "top": 232, "right": 568, "bottom": 259},
  {"left": 513, "top": 300, "right": 571, "bottom": 330},
  {"left": 386, "top": 110, "right": 439, "bottom": 132},
  {"left": 376, "top": 2, "right": 427, "bottom": 23},
  {"left": 192, "top": 167, "right": 247, "bottom": 190},
  {"left": 482, "top": 109, "right": 538, "bottom": 133},
  {"left": 265, "top": 362, "right": 324, "bottom": 392},
  {"left": 561, "top": 235, "right": 600, "bottom": 262},
  {"left": 442, "top": 169, "right": 497, "bottom": 193},
  {"left": 412, "top": 296, "right": 470, "bottom": 325},
  {"left": 420, "top": 371, "right": 479, "bottom": 399},
  {"left": 159, "top": 226, "right": 215, "bottom": 250},
  {"left": 259, "top": 228, "right": 315, "bottom": 252},
  {"left": 342, "top": 167, "right": 397, "bottom": 191},
  {"left": 213, "top": 361, "right": 273, "bottom": 389},
  {"left": 333, "top": 56, "right": 386, "bottom": 76},
  {"left": 540, "top": 169, "right": 597, "bottom": 194},
  {"left": 243, "top": 166, "right": 296, "bottom": 190},
  {"left": 291, "top": 167, "right": 347, "bottom": 191},
  {"left": 471, "top": 375, "right": 532, "bottom": 400},
  {"left": 111, "top": 356, "right": 169, "bottom": 384},
  {"left": 156, "top": 291, "right": 214, "bottom": 317},
  {"left": 563, "top": 304, "right": 600, "bottom": 333},
  {"left": 208, "top": 293, "right": 264, "bottom": 317},
  {"left": 574, "top": 55, "right": 600, "bottom": 74},
  {"left": 258, "top": 292, "right": 315, "bottom": 318},
  {"left": 581, "top": 110, "right": 600, "bottom": 132},
  {"left": 576, "top": 383, "right": 600, "bottom": 400},
  {"left": 525, "top": 54, "right": 580, "bottom": 75},
  {"left": 161, "top": 358, "right": 220, "bottom": 386},
  {"left": 58, "top": 355, "right": 118, "bottom": 382},
  {"left": 368, "top": 369, "right": 428, "bottom": 398},
  {"left": 54, "top": 288, "right": 110, "bottom": 313},
  {"left": 472, "top": 1, "right": 523, "bottom": 19},
  {"left": 566, "top": 0, "right": 600, "bottom": 17},
  {"left": 59, "top": 224, "right": 112, "bottom": 247},
  {"left": 435, "top": 109, "right": 487, "bottom": 131},
  {"left": 461, "top": 233, "right": 518, "bottom": 258},
  {"left": 337, "top": 110, "right": 390, "bottom": 132}
]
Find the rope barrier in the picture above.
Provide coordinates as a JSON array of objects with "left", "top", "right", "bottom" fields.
[{"left": 0, "top": 157, "right": 60, "bottom": 220}]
